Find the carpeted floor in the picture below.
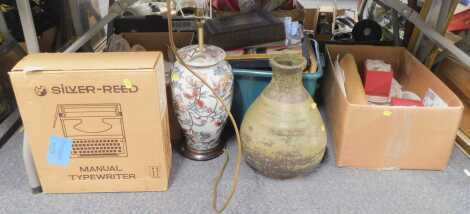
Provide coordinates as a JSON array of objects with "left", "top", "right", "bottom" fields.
[{"left": 0, "top": 129, "right": 469, "bottom": 214}]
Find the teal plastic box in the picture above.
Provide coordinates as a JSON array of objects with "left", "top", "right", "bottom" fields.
[{"left": 231, "top": 39, "right": 324, "bottom": 124}]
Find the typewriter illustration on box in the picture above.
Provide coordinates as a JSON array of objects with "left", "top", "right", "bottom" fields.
[{"left": 54, "top": 103, "right": 128, "bottom": 158}]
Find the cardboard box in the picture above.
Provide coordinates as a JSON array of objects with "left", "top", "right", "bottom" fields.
[
  {"left": 303, "top": 8, "right": 319, "bottom": 31},
  {"left": 9, "top": 52, "right": 172, "bottom": 193},
  {"left": 121, "top": 32, "right": 194, "bottom": 60},
  {"left": 434, "top": 57, "right": 470, "bottom": 157},
  {"left": 323, "top": 45, "right": 463, "bottom": 170}
]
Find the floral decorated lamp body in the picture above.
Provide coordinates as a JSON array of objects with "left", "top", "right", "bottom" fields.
[{"left": 171, "top": 45, "right": 233, "bottom": 160}]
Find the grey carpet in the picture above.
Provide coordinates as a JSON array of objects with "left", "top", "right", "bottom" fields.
[{"left": 0, "top": 129, "right": 469, "bottom": 214}]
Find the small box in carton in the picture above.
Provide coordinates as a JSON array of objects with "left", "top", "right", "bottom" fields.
[
  {"left": 391, "top": 98, "right": 423, "bottom": 107},
  {"left": 323, "top": 45, "right": 463, "bottom": 170},
  {"left": 9, "top": 52, "right": 172, "bottom": 193},
  {"left": 362, "top": 60, "right": 394, "bottom": 97}
]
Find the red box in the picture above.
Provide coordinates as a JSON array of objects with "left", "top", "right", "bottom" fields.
[
  {"left": 391, "top": 98, "right": 424, "bottom": 107},
  {"left": 362, "top": 63, "right": 394, "bottom": 97}
]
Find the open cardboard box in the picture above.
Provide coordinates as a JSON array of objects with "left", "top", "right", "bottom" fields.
[
  {"left": 323, "top": 45, "right": 463, "bottom": 170},
  {"left": 120, "top": 32, "right": 194, "bottom": 60}
]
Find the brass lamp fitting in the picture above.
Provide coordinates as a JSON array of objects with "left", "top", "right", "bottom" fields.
[{"left": 196, "top": 8, "right": 205, "bottom": 51}]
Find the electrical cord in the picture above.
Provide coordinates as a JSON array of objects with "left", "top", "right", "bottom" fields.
[{"left": 165, "top": 0, "right": 242, "bottom": 213}]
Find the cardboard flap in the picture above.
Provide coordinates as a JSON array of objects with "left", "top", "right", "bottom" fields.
[{"left": 11, "top": 52, "right": 162, "bottom": 72}]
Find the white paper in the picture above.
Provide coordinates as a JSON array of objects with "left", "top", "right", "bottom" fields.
[
  {"left": 334, "top": 55, "right": 347, "bottom": 96},
  {"left": 365, "top": 59, "right": 392, "bottom": 72},
  {"left": 464, "top": 169, "right": 470, "bottom": 177},
  {"left": 401, "top": 91, "right": 421, "bottom": 101},
  {"left": 389, "top": 78, "right": 402, "bottom": 99},
  {"left": 367, "top": 95, "right": 389, "bottom": 105},
  {"left": 423, "top": 88, "right": 448, "bottom": 107}
]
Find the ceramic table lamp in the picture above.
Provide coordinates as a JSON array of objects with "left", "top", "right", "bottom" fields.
[{"left": 171, "top": 2, "right": 233, "bottom": 161}]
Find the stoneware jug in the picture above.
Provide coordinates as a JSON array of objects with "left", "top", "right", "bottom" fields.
[
  {"left": 240, "top": 54, "right": 326, "bottom": 179},
  {"left": 171, "top": 44, "right": 233, "bottom": 161}
]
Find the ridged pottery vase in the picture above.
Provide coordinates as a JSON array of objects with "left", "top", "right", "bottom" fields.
[
  {"left": 241, "top": 54, "right": 326, "bottom": 178},
  {"left": 171, "top": 45, "right": 233, "bottom": 161}
]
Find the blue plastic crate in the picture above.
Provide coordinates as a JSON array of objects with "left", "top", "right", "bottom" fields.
[{"left": 231, "top": 39, "right": 324, "bottom": 125}]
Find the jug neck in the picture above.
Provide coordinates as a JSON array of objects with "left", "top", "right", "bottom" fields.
[
  {"left": 270, "top": 54, "right": 306, "bottom": 90},
  {"left": 264, "top": 55, "right": 308, "bottom": 102},
  {"left": 271, "top": 67, "right": 303, "bottom": 89}
]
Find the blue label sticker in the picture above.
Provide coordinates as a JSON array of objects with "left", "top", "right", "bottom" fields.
[{"left": 47, "top": 135, "right": 73, "bottom": 166}]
